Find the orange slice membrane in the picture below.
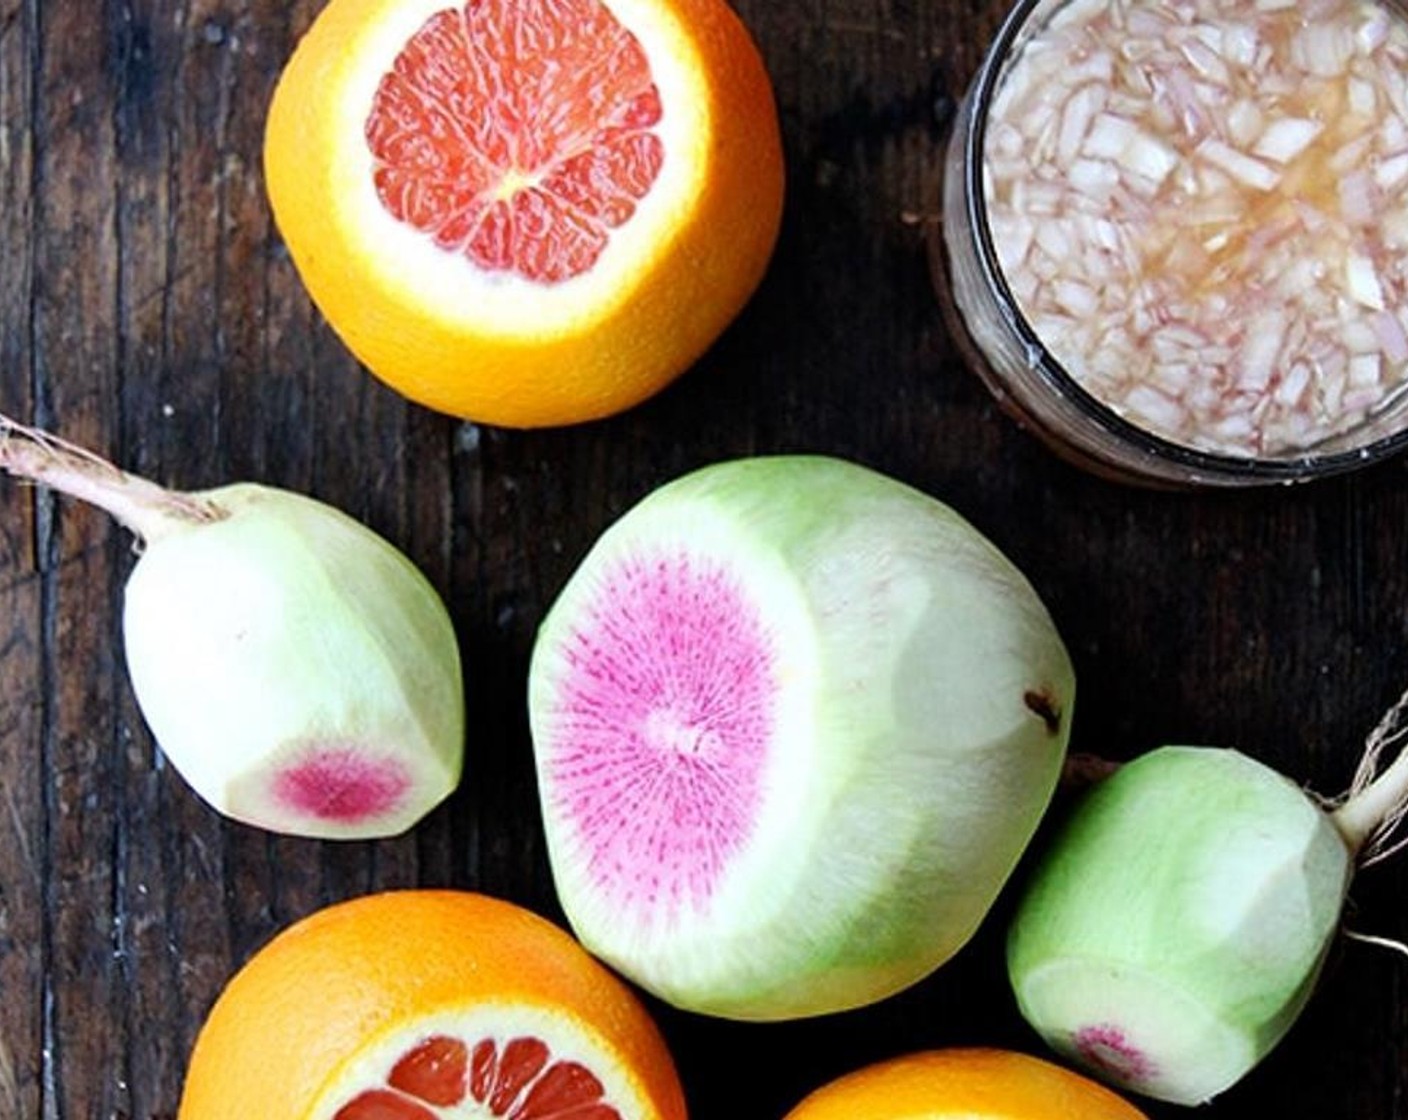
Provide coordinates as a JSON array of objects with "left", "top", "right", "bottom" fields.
[
  {"left": 334, "top": 1033, "right": 623, "bottom": 1119},
  {"left": 366, "top": 0, "right": 666, "bottom": 283}
]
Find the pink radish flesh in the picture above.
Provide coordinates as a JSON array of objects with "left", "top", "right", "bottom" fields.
[
  {"left": 272, "top": 745, "right": 413, "bottom": 823},
  {"left": 544, "top": 548, "right": 778, "bottom": 921},
  {"left": 1074, "top": 1024, "right": 1158, "bottom": 1086}
]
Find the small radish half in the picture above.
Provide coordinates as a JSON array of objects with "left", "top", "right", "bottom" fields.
[
  {"left": 528, "top": 455, "right": 1075, "bottom": 1020},
  {"left": 0, "top": 416, "right": 464, "bottom": 840},
  {"left": 122, "top": 484, "right": 465, "bottom": 838}
]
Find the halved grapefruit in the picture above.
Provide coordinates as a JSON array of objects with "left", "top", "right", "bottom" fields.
[
  {"left": 264, "top": 0, "right": 784, "bottom": 427},
  {"left": 177, "top": 891, "right": 688, "bottom": 1120}
]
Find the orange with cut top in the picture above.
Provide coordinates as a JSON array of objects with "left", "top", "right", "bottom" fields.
[
  {"left": 177, "top": 891, "right": 688, "bottom": 1120},
  {"left": 264, "top": 0, "right": 784, "bottom": 427}
]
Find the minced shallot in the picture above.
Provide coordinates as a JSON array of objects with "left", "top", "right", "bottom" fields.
[{"left": 984, "top": 0, "right": 1408, "bottom": 457}]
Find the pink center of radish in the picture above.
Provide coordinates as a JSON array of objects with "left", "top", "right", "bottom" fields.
[
  {"left": 1073, "top": 1023, "right": 1156, "bottom": 1086},
  {"left": 272, "top": 744, "right": 412, "bottom": 823},
  {"left": 543, "top": 549, "right": 777, "bottom": 924}
]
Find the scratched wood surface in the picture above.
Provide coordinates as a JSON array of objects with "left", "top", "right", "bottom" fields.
[{"left": 3, "top": 1, "right": 1408, "bottom": 1117}]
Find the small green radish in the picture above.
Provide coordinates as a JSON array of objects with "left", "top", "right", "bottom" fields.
[
  {"left": 1007, "top": 719, "right": 1408, "bottom": 1106},
  {"left": 529, "top": 455, "right": 1075, "bottom": 1020},
  {"left": 0, "top": 415, "right": 464, "bottom": 840}
]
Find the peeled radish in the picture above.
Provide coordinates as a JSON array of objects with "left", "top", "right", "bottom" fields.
[
  {"left": 0, "top": 415, "right": 464, "bottom": 839},
  {"left": 528, "top": 455, "right": 1075, "bottom": 1020},
  {"left": 1008, "top": 713, "right": 1408, "bottom": 1105}
]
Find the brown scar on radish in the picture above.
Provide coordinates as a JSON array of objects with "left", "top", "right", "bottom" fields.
[{"left": 1025, "top": 687, "right": 1063, "bottom": 735}]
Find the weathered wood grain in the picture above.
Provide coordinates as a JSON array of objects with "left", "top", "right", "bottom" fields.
[
  {"left": 4, "top": 0, "right": 1408, "bottom": 1116},
  {"left": 0, "top": 0, "right": 39, "bottom": 1116}
]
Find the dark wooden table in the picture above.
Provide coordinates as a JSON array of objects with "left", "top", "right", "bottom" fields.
[{"left": 5, "top": 1, "right": 1408, "bottom": 1117}]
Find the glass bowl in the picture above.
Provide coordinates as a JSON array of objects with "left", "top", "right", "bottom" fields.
[{"left": 937, "top": 0, "right": 1408, "bottom": 487}]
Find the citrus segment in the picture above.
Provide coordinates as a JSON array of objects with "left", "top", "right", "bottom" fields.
[
  {"left": 389, "top": 1036, "right": 467, "bottom": 1105},
  {"left": 366, "top": 0, "right": 665, "bottom": 283},
  {"left": 265, "top": 0, "right": 784, "bottom": 426},
  {"left": 177, "top": 892, "right": 686, "bottom": 1120},
  {"left": 782, "top": 1050, "right": 1149, "bottom": 1120}
]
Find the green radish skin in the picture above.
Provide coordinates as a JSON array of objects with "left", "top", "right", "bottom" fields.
[
  {"left": 1007, "top": 746, "right": 1355, "bottom": 1106},
  {"left": 529, "top": 455, "right": 1075, "bottom": 1020},
  {"left": 0, "top": 418, "right": 465, "bottom": 840}
]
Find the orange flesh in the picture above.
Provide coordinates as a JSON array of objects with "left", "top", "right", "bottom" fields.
[
  {"left": 390, "top": 1037, "right": 468, "bottom": 1105},
  {"left": 366, "top": 0, "right": 665, "bottom": 282},
  {"left": 335, "top": 1033, "right": 622, "bottom": 1119}
]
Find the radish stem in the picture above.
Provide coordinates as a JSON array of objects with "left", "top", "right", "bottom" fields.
[
  {"left": 0, "top": 412, "right": 223, "bottom": 542},
  {"left": 1331, "top": 684, "right": 1408, "bottom": 862}
]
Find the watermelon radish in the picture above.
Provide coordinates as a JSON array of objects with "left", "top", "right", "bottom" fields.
[
  {"left": 528, "top": 455, "right": 1075, "bottom": 1020},
  {"left": 0, "top": 414, "right": 464, "bottom": 839}
]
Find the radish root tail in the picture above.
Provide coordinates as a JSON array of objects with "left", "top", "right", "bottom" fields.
[
  {"left": 1330, "top": 683, "right": 1408, "bottom": 864},
  {"left": 1344, "top": 929, "right": 1408, "bottom": 960},
  {"left": 0, "top": 412, "right": 224, "bottom": 543}
]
